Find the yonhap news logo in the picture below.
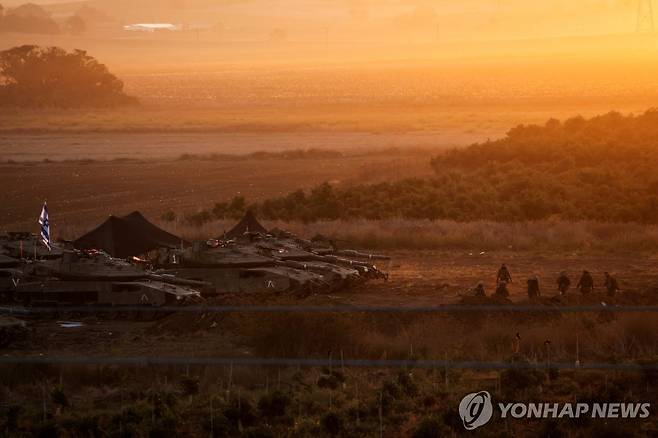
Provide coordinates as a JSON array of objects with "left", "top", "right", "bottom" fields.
[
  {"left": 459, "top": 391, "right": 493, "bottom": 430},
  {"left": 458, "top": 391, "right": 650, "bottom": 431}
]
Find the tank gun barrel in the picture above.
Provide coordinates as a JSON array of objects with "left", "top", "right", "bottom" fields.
[
  {"left": 148, "top": 273, "right": 211, "bottom": 288},
  {"left": 332, "top": 250, "right": 390, "bottom": 260}
]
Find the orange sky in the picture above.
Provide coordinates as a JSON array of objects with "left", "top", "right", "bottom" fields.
[
  {"left": 2, "top": 0, "right": 657, "bottom": 108},
  {"left": 2, "top": 0, "right": 652, "bottom": 42}
]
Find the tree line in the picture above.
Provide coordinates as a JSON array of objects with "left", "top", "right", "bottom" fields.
[
  {"left": 186, "top": 110, "right": 658, "bottom": 224},
  {"left": 0, "top": 3, "right": 86, "bottom": 35}
]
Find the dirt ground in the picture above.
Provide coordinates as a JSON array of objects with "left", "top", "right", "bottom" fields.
[
  {"left": 5, "top": 250, "right": 658, "bottom": 360},
  {"left": 330, "top": 250, "right": 658, "bottom": 307}
]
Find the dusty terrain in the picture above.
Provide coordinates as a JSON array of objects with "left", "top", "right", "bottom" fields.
[
  {"left": 0, "top": 151, "right": 434, "bottom": 232},
  {"left": 5, "top": 250, "right": 658, "bottom": 360}
]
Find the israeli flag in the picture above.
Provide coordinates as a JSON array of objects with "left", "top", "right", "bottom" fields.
[{"left": 39, "top": 202, "right": 51, "bottom": 251}]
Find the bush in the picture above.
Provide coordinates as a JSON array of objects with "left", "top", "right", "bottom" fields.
[
  {"left": 180, "top": 375, "right": 200, "bottom": 396},
  {"left": 61, "top": 415, "right": 101, "bottom": 437},
  {"left": 500, "top": 360, "right": 546, "bottom": 397},
  {"left": 257, "top": 390, "right": 291, "bottom": 420},
  {"left": 223, "top": 396, "right": 256, "bottom": 429},
  {"left": 320, "top": 411, "right": 344, "bottom": 437},
  {"left": 317, "top": 369, "right": 345, "bottom": 390},
  {"left": 51, "top": 386, "right": 69, "bottom": 408}
]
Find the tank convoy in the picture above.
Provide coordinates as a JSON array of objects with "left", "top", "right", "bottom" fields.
[
  {"left": 0, "top": 211, "right": 389, "bottom": 308},
  {"left": 155, "top": 227, "right": 390, "bottom": 296}
]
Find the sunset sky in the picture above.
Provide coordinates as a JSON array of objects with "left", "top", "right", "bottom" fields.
[{"left": 2, "top": 0, "right": 657, "bottom": 110}]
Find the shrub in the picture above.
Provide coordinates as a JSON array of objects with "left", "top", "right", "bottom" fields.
[
  {"left": 180, "top": 375, "right": 200, "bottom": 396},
  {"left": 50, "top": 386, "right": 69, "bottom": 408},
  {"left": 257, "top": 390, "right": 291, "bottom": 420},
  {"left": 320, "top": 411, "right": 344, "bottom": 437}
]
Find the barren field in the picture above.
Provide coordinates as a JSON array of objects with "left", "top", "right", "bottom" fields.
[
  {"left": 5, "top": 250, "right": 658, "bottom": 359},
  {"left": 0, "top": 151, "right": 434, "bottom": 232},
  {"left": 0, "top": 131, "right": 457, "bottom": 162}
]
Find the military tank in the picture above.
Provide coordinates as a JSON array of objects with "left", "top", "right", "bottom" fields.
[
  {"left": 2, "top": 211, "right": 389, "bottom": 304},
  {"left": 156, "top": 212, "right": 389, "bottom": 295},
  {"left": 0, "top": 233, "right": 204, "bottom": 308}
]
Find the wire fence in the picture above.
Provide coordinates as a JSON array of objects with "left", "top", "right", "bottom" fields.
[
  {"left": 0, "top": 356, "right": 656, "bottom": 371},
  {"left": 2, "top": 304, "right": 657, "bottom": 371},
  {"left": 3, "top": 304, "right": 658, "bottom": 314}
]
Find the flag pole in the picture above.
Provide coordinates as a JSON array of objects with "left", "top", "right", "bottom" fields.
[{"left": 38, "top": 201, "right": 52, "bottom": 253}]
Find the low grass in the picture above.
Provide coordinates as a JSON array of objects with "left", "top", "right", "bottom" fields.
[
  {"left": 2, "top": 310, "right": 657, "bottom": 436},
  {"left": 151, "top": 218, "right": 658, "bottom": 254}
]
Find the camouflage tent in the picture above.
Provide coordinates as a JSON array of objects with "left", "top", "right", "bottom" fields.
[
  {"left": 223, "top": 210, "right": 268, "bottom": 239},
  {"left": 74, "top": 212, "right": 183, "bottom": 258}
]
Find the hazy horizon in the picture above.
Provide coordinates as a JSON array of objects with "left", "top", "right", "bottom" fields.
[{"left": 1, "top": 0, "right": 652, "bottom": 42}]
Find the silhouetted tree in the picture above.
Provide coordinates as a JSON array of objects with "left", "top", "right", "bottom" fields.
[
  {"left": 0, "top": 45, "right": 138, "bottom": 107},
  {"left": 0, "top": 3, "right": 60, "bottom": 34}
]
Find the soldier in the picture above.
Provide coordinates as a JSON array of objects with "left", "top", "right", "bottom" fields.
[
  {"left": 495, "top": 281, "right": 509, "bottom": 297},
  {"left": 604, "top": 272, "right": 619, "bottom": 297},
  {"left": 557, "top": 271, "right": 571, "bottom": 295},
  {"left": 527, "top": 276, "right": 540, "bottom": 298},
  {"left": 473, "top": 282, "right": 486, "bottom": 297},
  {"left": 497, "top": 264, "right": 512, "bottom": 285},
  {"left": 577, "top": 270, "right": 594, "bottom": 294}
]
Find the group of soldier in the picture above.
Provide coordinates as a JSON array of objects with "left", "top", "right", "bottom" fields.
[{"left": 473, "top": 263, "right": 620, "bottom": 299}]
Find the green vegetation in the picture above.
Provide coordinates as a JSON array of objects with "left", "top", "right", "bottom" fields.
[
  {"left": 196, "top": 111, "right": 658, "bottom": 223},
  {"left": 0, "top": 45, "right": 137, "bottom": 108}
]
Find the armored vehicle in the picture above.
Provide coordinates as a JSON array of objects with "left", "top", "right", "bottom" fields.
[
  {"left": 1, "top": 233, "right": 204, "bottom": 307},
  {"left": 157, "top": 211, "right": 389, "bottom": 295}
]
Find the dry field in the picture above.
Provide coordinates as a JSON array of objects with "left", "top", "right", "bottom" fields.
[
  {"left": 0, "top": 151, "right": 435, "bottom": 233},
  {"left": 2, "top": 57, "right": 657, "bottom": 162},
  {"left": 0, "top": 130, "right": 458, "bottom": 162}
]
